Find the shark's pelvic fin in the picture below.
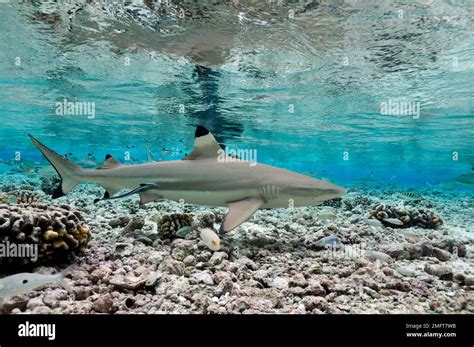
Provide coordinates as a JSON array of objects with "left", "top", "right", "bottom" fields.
[
  {"left": 94, "top": 184, "right": 161, "bottom": 204},
  {"left": 219, "top": 197, "right": 264, "bottom": 234},
  {"left": 183, "top": 125, "right": 224, "bottom": 160},
  {"left": 97, "top": 154, "right": 121, "bottom": 170},
  {"left": 138, "top": 190, "right": 162, "bottom": 205},
  {"left": 29, "top": 134, "right": 85, "bottom": 198}
]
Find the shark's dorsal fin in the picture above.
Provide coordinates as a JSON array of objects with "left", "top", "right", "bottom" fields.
[
  {"left": 97, "top": 154, "right": 121, "bottom": 169},
  {"left": 183, "top": 125, "right": 223, "bottom": 160}
]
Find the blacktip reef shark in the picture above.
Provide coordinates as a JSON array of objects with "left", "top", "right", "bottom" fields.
[{"left": 29, "top": 126, "right": 346, "bottom": 234}]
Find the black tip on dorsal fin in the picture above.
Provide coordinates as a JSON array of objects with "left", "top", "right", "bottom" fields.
[
  {"left": 105, "top": 154, "right": 112, "bottom": 160},
  {"left": 195, "top": 125, "right": 209, "bottom": 138}
]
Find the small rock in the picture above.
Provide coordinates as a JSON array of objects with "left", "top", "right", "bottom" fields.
[
  {"left": 209, "top": 252, "right": 228, "bottom": 266},
  {"left": 1, "top": 296, "right": 28, "bottom": 313},
  {"left": 366, "top": 219, "right": 383, "bottom": 228},
  {"left": 236, "top": 257, "right": 257, "bottom": 270},
  {"left": 408, "top": 244, "right": 423, "bottom": 260},
  {"left": 108, "top": 274, "right": 147, "bottom": 290},
  {"left": 214, "top": 271, "right": 232, "bottom": 284},
  {"left": 302, "top": 296, "right": 328, "bottom": 311},
  {"left": 307, "top": 263, "right": 322, "bottom": 274},
  {"left": 122, "top": 215, "right": 145, "bottom": 234},
  {"left": 191, "top": 271, "right": 214, "bottom": 286},
  {"left": 43, "top": 289, "right": 68, "bottom": 308},
  {"left": 463, "top": 276, "right": 474, "bottom": 286},
  {"left": 91, "top": 266, "right": 112, "bottom": 282},
  {"left": 304, "top": 281, "right": 326, "bottom": 296},
  {"left": 396, "top": 266, "right": 417, "bottom": 277},
  {"left": 420, "top": 242, "right": 434, "bottom": 257},
  {"left": 252, "top": 269, "right": 270, "bottom": 284},
  {"left": 145, "top": 271, "right": 159, "bottom": 286},
  {"left": 73, "top": 286, "right": 92, "bottom": 300},
  {"left": 386, "top": 279, "right": 411, "bottom": 292},
  {"left": 92, "top": 294, "right": 114, "bottom": 313},
  {"left": 424, "top": 264, "right": 453, "bottom": 280},
  {"left": 270, "top": 277, "right": 289, "bottom": 290},
  {"left": 432, "top": 247, "right": 451, "bottom": 262},
  {"left": 146, "top": 251, "right": 163, "bottom": 265},
  {"left": 109, "top": 215, "right": 131, "bottom": 228},
  {"left": 159, "top": 258, "right": 185, "bottom": 276},
  {"left": 365, "top": 250, "right": 392, "bottom": 264},
  {"left": 214, "top": 278, "right": 234, "bottom": 296},
  {"left": 183, "top": 255, "right": 196, "bottom": 267},
  {"left": 289, "top": 274, "right": 308, "bottom": 288},
  {"left": 196, "top": 251, "right": 212, "bottom": 263},
  {"left": 26, "top": 297, "right": 44, "bottom": 310},
  {"left": 31, "top": 306, "right": 52, "bottom": 314},
  {"left": 379, "top": 243, "right": 408, "bottom": 259},
  {"left": 289, "top": 286, "right": 306, "bottom": 296}
]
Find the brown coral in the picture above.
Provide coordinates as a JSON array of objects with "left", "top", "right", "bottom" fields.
[
  {"left": 370, "top": 204, "right": 443, "bottom": 229},
  {"left": 0, "top": 190, "right": 42, "bottom": 206},
  {"left": 0, "top": 203, "right": 91, "bottom": 272},
  {"left": 159, "top": 213, "right": 193, "bottom": 238}
]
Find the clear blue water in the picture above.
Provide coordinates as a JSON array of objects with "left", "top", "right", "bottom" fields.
[{"left": 0, "top": 1, "right": 473, "bottom": 188}]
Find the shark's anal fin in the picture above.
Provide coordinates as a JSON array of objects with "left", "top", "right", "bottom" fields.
[
  {"left": 219, "top": 197, "right": 264, "bottom": 234},
  {"left": 183, "top": 125, "right": 224, "bottom": 160}
]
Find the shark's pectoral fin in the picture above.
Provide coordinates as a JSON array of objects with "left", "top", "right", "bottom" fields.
[
  {"left": 94, "top": 184, "right": 160, "bottom": 204},
  {"left": 220, "top": 197, "right": 264, "bottom": 234}
]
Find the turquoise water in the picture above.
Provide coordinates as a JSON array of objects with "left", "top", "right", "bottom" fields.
[{"left": 0, "top": 1, "right": 473, "bottom": 188}]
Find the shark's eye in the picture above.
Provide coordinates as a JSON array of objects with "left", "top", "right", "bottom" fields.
[{"left": 22, "top": 279, "right": 28, "bottom": 284}]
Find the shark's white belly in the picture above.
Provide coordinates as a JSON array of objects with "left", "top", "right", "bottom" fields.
[
  {"left": 158, "top": 189, "right": 259, "bottom": 207},
  {"left": 156, "top": 187, "right": 313, "bottom": 208}
]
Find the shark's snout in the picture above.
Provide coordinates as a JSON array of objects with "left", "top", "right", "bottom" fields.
[
  {"left": 317, "top": 181, "right": 347, "bottom": 201},
  {"left": 327, "top": 185, "right": 347, "bottom": 198}
]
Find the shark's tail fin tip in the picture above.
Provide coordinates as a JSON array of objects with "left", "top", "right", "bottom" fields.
[{"left": 29, "top": 135, "right": 84, "bottom": 195}]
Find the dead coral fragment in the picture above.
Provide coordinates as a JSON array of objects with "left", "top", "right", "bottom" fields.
[
  {"left": 159, "top": 213, "right": 193, "bottom": 238},
  {"left": 0, "top": 190, "right": 42, "bottom": 206},
  {"left": 370, "top": 204, "right": 443, "bottom": 229}
]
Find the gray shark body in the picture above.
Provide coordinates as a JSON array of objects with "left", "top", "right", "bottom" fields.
[{"left": 30, "top": 126, "right": 346, "bottom": 233}]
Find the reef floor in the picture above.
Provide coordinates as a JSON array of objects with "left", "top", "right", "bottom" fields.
[{"left": 0, "top": 173, "right": 473, "bottom": 314}]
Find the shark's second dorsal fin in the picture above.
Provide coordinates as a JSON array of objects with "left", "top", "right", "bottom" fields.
[
  {"left": 183, "top": 125, "right": 223, "bottom": 160},
  {"left": 97, "top": 154, "right": 121, "bottom": 169}
]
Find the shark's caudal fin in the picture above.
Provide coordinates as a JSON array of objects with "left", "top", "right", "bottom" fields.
[
  {"left": 29, "top": 135, "right": 86, "bottom": 198},
  {"left": 29, "top": 135, "right": 124, "bottom": 199}
]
